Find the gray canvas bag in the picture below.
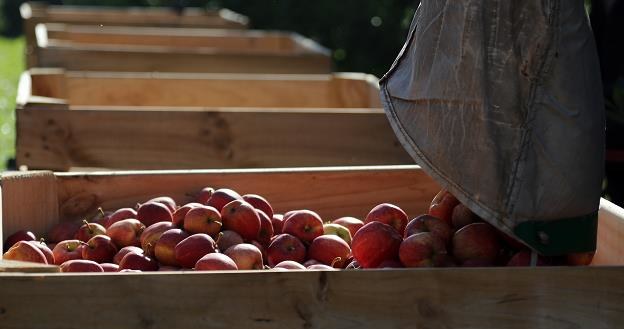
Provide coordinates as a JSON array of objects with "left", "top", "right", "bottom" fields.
[{"left": 380, "top": 0, "right": 604, "bottom": 255}]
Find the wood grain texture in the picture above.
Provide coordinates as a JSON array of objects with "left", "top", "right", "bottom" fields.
[
  {"left": 0, "top": 267, "right": 622, "bottom": 329},
  {"left": 0, "top": 260, "right": 59, "bottom": 273},
  {"left": 594, "top": 198, "right": 624, "bottom": 265},
  {"left": 30, "top": 71, "right": 379, "bottom": 108},
  {"left": 16, "top": 107, "right": 410, "bottom": 171}
]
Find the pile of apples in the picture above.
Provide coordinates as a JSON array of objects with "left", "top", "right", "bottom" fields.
[{"left": 2, "top": 188, "right": 593, "bottom": 272}]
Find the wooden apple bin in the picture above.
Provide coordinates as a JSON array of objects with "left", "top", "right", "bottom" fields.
[
  {"left": 30, "top": 23, "right": 331, "bottom": 73},
  {"left": 21, "top": 2, "right": 249, "bottom": 67},
  {"left": 0, "top": 165, "right": 623, "bottom": 329},
  {"left": 16, "top": 69, "right": 411, "bottom": 171}
]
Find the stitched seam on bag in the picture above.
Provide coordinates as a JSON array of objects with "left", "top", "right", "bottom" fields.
[
  {"left": 505, "top": 0, "right": 561, "bottom": 215},
  {"left": 379, "top": 4, "right": 421, "bottom": 84}
]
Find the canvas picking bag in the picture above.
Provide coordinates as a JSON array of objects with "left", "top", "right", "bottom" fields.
[{"left": 380, "top": 0, "right": 605, "bottom": 255}]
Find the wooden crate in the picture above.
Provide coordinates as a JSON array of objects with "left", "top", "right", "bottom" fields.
[
  {"left": 21, "top": 2, "right": 248, "bottom": 66},
  {"left": 0, "top": 166, "right": 623, "bottom": 329},
  {"left": 31, "top": 23, "right": 331, "bottom": 73},
  {"left": 16, "top": 69, "right": 411, "bottom": 170}
]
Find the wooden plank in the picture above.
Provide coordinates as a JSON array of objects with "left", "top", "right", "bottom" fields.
[
  {"left": 16, "top": 107, "right": 410, "bottom": 171},
  {"left": 0, "top": 267, "right": 621, "bottom": 329},
  {"left": 0, "top": 171, "right": 58, "bottom": 254},
  {"left": 594, "top": 198, "right": 624, "bottom": 265},
  {"left": 0, "top": 260, "right": 59, "bottom": 273}
]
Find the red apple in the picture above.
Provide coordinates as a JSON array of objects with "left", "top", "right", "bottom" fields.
[
  {"left": 322, "top": 223, "right": 352, "bottom": 245},
  {"left": 243, "top": 194, "right": 274, "bottom": 219},
  {"left": 365, "top": 203, "right": 408, "bottom": 236},
  {"left": 307, "top": 264, "right": 337, "bottom": 270},
  {"left": 399, "top": 232, "right": 448, "bottom": 267},
  {"left": 136, "top": 201, "right": 173, "bottom": 227},
  {"left": 3, "top": 241, "right": 47, "bottom": 264},
  {"left": 352, "top": 221, "right": 402, "bottom": 268},
  {"left": 119, "top": 252, "right": 159, "bottom": 271},
  {"left": 452, "top": 223, "right": 501, "bottom": 266},
  {"left": 145, "top": 196, "right": 177, "bottom": 213},
  {"left": 271, "top": 214, "right": 285, "bottom": 234},
  {"left": 221, "top": 200, "right": 261, "bottom": 241},
  {"left": 154, "top": 229, "right": 190, "bottom": 267},
  {"left": 224, "top": 243, "right": 264, "bottom": 270},
  {"left": 52, "top": 239, "right": 86, "bottom": 265},
  {"left": 507, "top": 250, "right": 551, "bottom": 266},
  {"left": 273, "top": 260, "right": 306, "bottom": 270},
  {"left": 107, "top": 218, "right": 145, "bottom": 248},
  {"left": 216, "top": 230, "right": 244, "bottom": 252},
  {"left": 308, "top": 235, "right": 351, "bottom": 268},
  {"left": 451, "top": 204, "right": 479, "bottom": 230},
  {"left": 27, "top": 240, "right": 55, "bottom": 265},
  {"left": 251, "top": 240, "right": 268, "bottom": 266},
  {"left": 174, "top": 233, "right": 217, "bottom": 269},
  {"left": 74, "top": 220, "right": 107, "bottom": 243},
  {"left": 158, "top": 266, "right": 181, "bottom": 272},
  {"left": 105, "top": 208, "right": 137, "bottom": 228},
  {"left": 429, "top": 189, "right": 460, "bottom": 226},
  {"left": 377, "top": 259, "right": 404, "bottom": 268},
  {"left": 46, "top": 221, "right": 82, "bottom": 243},
  {"left": 82, "top": 235, "right": 118, "bottom": 263},
  {"left": 60, "top": 259, "right": 103, "bottom": 272},
  {"left": 196, "top": 187, "right": 215, "bottom": 205},
  {"left": 256, "top": 209, "right": 274, "bottom": 248},
  {"left": 4, "top": 230, "right": 36, "bottom": 251},
  {"left": 332, "top": 217, "right": 364, "bottom": 238},
  {"left": 195, "top": 253, "right": 238, "bottom": 271},
  {"left": 404, "top": 214, "right": 453, "bottom": 245},
  {"left": 172, "top": 202, "right": 203, "bottom": 228},
  {"left": 267, "top": 233, "right": 306, "bottom": 267},
  {"left": 113, "top": 246, "right": 144, "bottom": 265},
  {"left": 566, "top": 251, "right": 595, "bottom": 266},
  {"left": 183, "top": 205, "right": 222, "bottom": 237},
  {"left": 282, "top": 210, "right": 324, "bottom": 244},
  {"left": 100, "top": 263, "right": 120, "bottom": 272},
  {"left": 140, "top": 221, "right": 175, "bottom": 256},
  {"left": 206, "top": 188, "right": 242, "bottom": 212}
]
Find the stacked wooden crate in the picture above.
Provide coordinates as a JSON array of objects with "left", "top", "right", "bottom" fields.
[{"left": 2, "top": 3, "right": 623, "bottom": 329}]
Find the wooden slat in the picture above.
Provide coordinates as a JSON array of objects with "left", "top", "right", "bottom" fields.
[
  {"left": 16, "top": 107, "right": 410, "bottom": 171},
  {"left": 0, "top": 260, "right": 59, "bottom": 273},
  {"left": 0, "top": 267, "right": 622, "bottom": 329},
  {"left": 594, "top": 198, "right": 624, "bottom": 265}
]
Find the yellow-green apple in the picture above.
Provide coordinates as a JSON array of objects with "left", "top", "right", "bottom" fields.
[
  {"left": 399, "top": 232, "right": 448, "bottom": 267},
  {"left": 243, "top": 194, "right": 274, "bottom": 219},
  {"left": 322, "top": 223, "right": 352, "bottom": 245},
  {"left": 52, "top": 239, "right": 86, "bottom": 265},
  {"left": 113, "top": 246, "right": 144, "bottom": 265},
  {"left": 75, "top": 220, "right": 107, "bottom": 242},
  {"left": 307, "top": 264, "right": 337, "bottom": 270},
  {"left": 4, "top": 230, "right": 36, "bottom": 251},
  {"left": 105, "top": 208, "right": 137, "bottom": 228},
  {"left": 60, "top": 259, "right": 103, "bottom": 272},
  {"left": 46, "top": 221, "right": 82, "bottom": 243},
  {"left": 3, "top": 240, "right": 47, "bottom": 264},
  {"left": 172, "top": 202, "right": 203, "bottom": 228},
  {"left": 146, "top": 196, "right": 177, "bottom": 213},
  {"left": 308, "top": 235, "right": 351, "bottom": 268},
  {"left": 332, "top": 217, "right": 364, "bottom": 238},
  {"left": 282, "top": 210, "right": 324, "bottom": 244},
  {"left": 100, "top": 263, "right": 119, "bottom": 272},
  {"left": 183, "top": 205, "right": 222, "bottom": 237},
  {"left": 221, "top": 200, "right": 261, "bottom": 241},
  {"left": 107, "top": 218, "right": 145, "bottom": 248},
  {"left": 206, "top": 188, "right": 242, "bottom": 212},
  {"left": 140, "top": 221, "right": 175, "bottom": 256},
  {"left": 154, "top": 228, "right": 190, "bottom": 266},
  {"left": 273, "top": 260, "right": 306, "bottom": 270},
  {"left": 224, "top": 243, "right": 264, "bottom": 270},
  {"left": 196, "top": 187, "right": 215, "bottom": 205},
  {"left": 271, "top": 214, "right": 285, "bottom": 234},
  {"left": 174, "top": 233, "right": 217, "bottom": 268},
  {"left": 364, "top": 203, "right": 408, "bottom": 236},
  {"left": 452, "top": 223, "right": 501, "bottom": 266},
  {"left": 195, "top": 253, "right": 238, "bottom": 271},
  {"left": 216, "top": 230, "right": 244, "bottom": 252},
  {"left": 119, "top": 252, "right": 159, "bottom": 271},
  {"left": 267, "top": 233, "right": 306, "bottom": 267},
  {"left": 404, "top": 215, "right": 453, "bottom": 245},
  {"left": 136, "top": 201, "right": 173, "bottom": 227},
  {"left": 451, "top": 204, "right": 479, "bottom": 230},
  {"left": 82, "top": 235, "right": 118, "bottom": 263},
  {"left": 27, "top": 240, "right": 55, "bottom": 265},
  {"left": 429, "top": 189, "right": 460, "bottom": 226},
  {"left": 256, "top": 210, "right": 274, "bottom": 248},
  {"left": 352, "top": 221, "right": 402, "bottom": 268}
]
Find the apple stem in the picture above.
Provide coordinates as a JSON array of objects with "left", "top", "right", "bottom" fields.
[
  {"left": 330, "top": 257, "right": 342, "bottom": 268},
  {"left": 82, "top": 219, "right": 93, "bottom": 234},
  {"left": 98, "top": 207, "right": 105, "bottom": 218}
]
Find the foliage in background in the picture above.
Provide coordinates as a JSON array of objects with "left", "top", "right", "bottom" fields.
[{"left": 0, "top": 38, "right": 24, "bottom": 169}]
